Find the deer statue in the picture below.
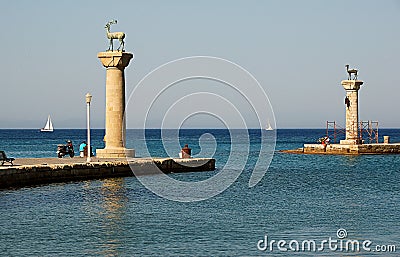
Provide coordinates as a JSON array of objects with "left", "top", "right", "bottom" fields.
[
  {"left": 105, "top": 20, "right": 125, "bottom": 51},
  {"left": 345, "top": 64, "right": 358, "bottom": 80}
]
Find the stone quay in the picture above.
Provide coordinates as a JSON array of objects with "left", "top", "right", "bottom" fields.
[
  {"left": 0, "top": 157, "right": 215, "bottom": 189},
  {"left": 283, "top": 143, "right": 400, "bottom": 155}
]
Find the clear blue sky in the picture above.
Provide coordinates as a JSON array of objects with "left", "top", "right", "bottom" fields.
[{"left": 1, "top": 0, "right": 399, "bottom": 128}]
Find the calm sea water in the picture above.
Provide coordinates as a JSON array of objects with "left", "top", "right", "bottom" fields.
[{"left": 0, "top": 129, "right": 399, "bottom": 256}]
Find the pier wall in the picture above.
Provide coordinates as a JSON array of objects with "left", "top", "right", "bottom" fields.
[
  {"left": 284, "top": 143, "right": 400, "bottom": 155},
  {"left": 0, "top": 158, "right": 215, "bottom": 189}
]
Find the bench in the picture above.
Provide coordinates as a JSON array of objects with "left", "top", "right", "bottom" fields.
[{"left": 0, "top": 151, "right": 15, "bottom": 166}]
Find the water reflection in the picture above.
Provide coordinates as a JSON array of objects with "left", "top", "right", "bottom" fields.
[
  {"left": 82, "top": 178, "right": 128, "bottom": 256},
  {"left": 100, "top": 178, "right": 127, "bottom": 219},
  {"left": 99, "top": 178, "right": 127, "bottom": 256},
  {"left": 343, "top": 155, "right": 359, "bottom": 167}
]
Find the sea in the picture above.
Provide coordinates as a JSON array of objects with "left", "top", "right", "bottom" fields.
[{"left": 0, "top": 129, "right": 399, "bottom": 256}]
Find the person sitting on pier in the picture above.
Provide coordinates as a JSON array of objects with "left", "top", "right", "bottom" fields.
[
  {"left": 79, "top": 141, "right": 87, "bottom": 158},
  {"left": 179, "top": 144, "right": 192, "bottom": 158}
]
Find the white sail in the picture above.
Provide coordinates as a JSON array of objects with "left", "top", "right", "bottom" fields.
[
  {"left": 265, "top": 120, "right": 273, "bottom": 131},
  {"left": 41, "top": 115, "right": 54, "bottom": 132}
]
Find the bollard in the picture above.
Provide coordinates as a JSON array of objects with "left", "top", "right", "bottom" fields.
[{"left": 383, "top": 136, "right": 390, "bottom": 144}]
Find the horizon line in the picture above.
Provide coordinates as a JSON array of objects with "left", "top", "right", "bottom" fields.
[{"left": 1, "top": 127, "right": 400, "bottom": 130}]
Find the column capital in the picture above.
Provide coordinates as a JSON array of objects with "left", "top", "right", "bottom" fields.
[
  {"left": 341, "top": 80, "right": 364, "bottom": 91},
  {"left": 97, "top": 51, "right": 134, "bottom": 68}
]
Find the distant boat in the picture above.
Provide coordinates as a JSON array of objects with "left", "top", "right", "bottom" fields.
[
  {"left": 41, "top": 115, "right": 54, "bottom": 132},
  {"left": 265, "top": 120, "right": 273, "bottom": 131}
]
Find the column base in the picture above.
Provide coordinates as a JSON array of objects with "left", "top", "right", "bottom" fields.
[
  {"left": 340, "top": 139, "right": 359, "bottom": 145},
  {"left": 96, "top": 148, "right": 135, "bottom": 158}
]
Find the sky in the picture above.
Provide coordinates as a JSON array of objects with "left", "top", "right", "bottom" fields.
[{"left": 0, "top": 0, "right": 399, "bottom": 129}]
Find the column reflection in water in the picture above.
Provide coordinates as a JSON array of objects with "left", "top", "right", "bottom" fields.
[{"left": 99, "top": 178, "right": 128, "bottom": 256}]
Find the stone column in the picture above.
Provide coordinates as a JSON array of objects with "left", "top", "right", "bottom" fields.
[
  {"left": 96, "top": 51, "right": 135, "bottom": 158},
  {"left": 340, "top": 80, "right": 364, "bottom": 145}
]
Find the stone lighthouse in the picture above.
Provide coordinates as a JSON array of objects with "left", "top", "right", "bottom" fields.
[
  {"left": 96, "top": 20, "right": 135, "bottom": 158},
  {"left": 340, "top": 65, "right": 363, "bottom": 145}
]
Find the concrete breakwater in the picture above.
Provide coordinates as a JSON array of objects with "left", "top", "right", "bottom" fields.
[
  {"left": 282, "top": 143, "right": 400, "bottom": 155},
  {"left": 0, "top": 157, "right": 215, "bottom": 189}
]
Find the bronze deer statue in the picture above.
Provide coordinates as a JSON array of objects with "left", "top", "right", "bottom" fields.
[{"left": 105, "top": 20, "right": 125, "bottom": 51}]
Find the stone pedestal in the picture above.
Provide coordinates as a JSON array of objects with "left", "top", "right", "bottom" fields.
[
  {"left": 96, "top": 51, "right": 135, "bottom": 158},
  {"left": 340, "top": 80, "right": 363, "bottom": 145}
]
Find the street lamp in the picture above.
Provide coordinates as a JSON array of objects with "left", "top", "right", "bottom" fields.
[{"left": 86, "top": 93, "right": 92, "bottom": 162}]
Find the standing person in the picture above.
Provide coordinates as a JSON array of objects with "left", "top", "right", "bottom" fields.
[
  {"left": 79, "top": 141, "right": 87, "bottom": 158},
  {"left": 325, "top": 136, "right": 331, "bottom": 145}
]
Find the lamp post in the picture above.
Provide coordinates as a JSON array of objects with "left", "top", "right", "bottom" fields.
[{"left": 86, "top": 93, "right": 92, "bottom": 162}]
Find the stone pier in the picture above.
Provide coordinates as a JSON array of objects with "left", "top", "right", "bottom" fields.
[
  {"left": 96, "top": 51, "right": 135, "bottom": 158},
  {"left": 0, "top": 157, "right": 216, "bottom": 189},
  {"left": 283, "top": 143, "right": 400, "bottom": 155},
  {"left": 340, "top": 80, "right": 364, "bottom": 145}
]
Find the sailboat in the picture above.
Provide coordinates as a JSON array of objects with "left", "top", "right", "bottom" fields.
[
  {"left": 265, "top": 120, "right": 273, "bottom": 131},
  {"left": 41, "top": 115, "right": 54, "bottom": 132}
]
